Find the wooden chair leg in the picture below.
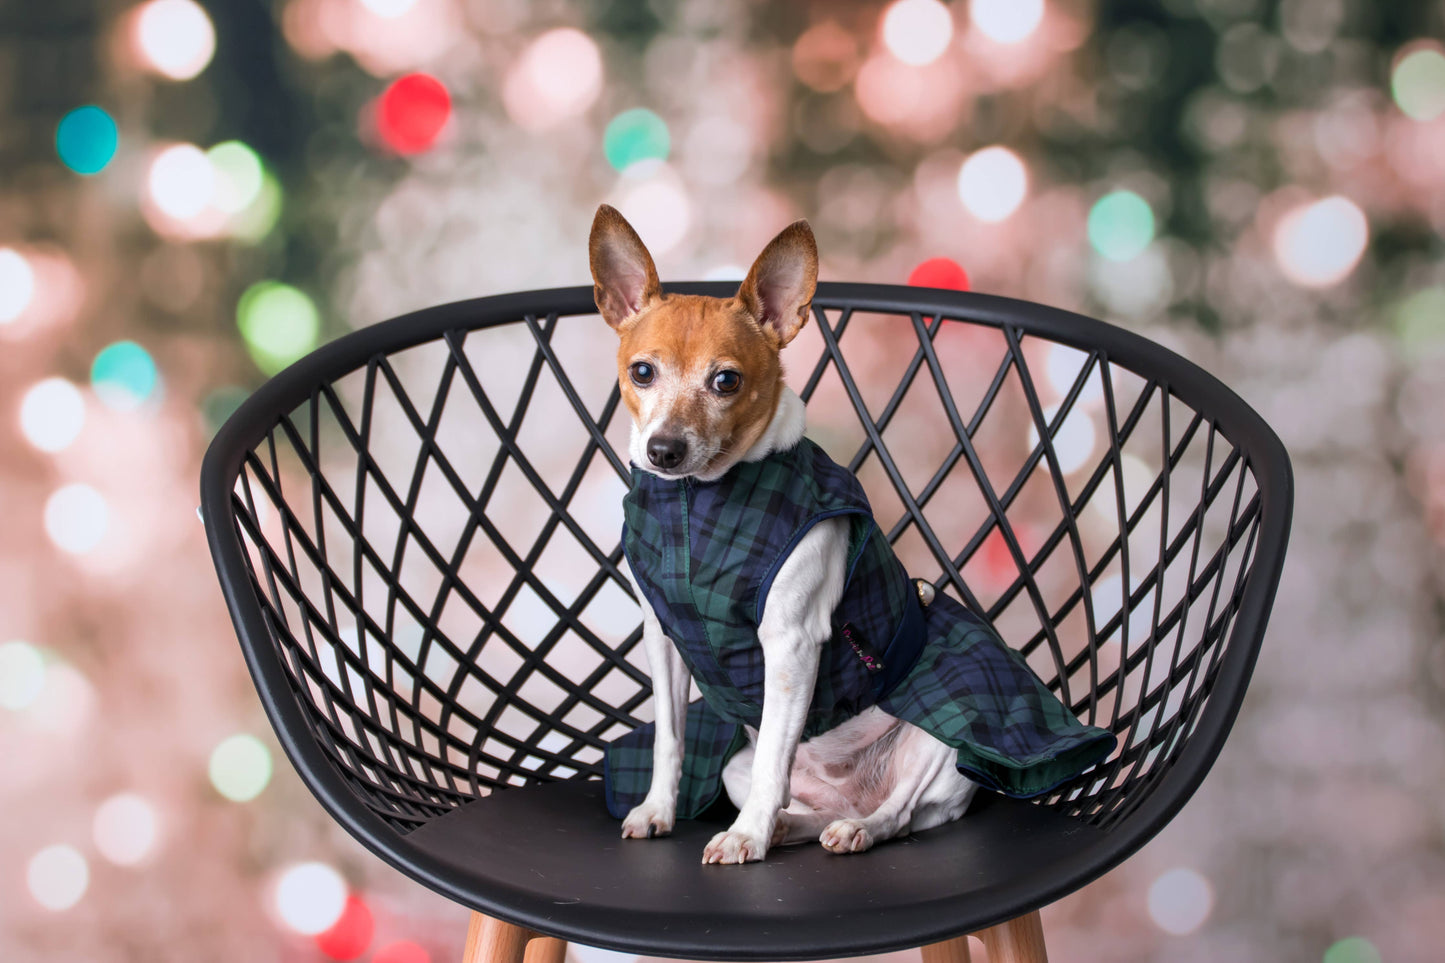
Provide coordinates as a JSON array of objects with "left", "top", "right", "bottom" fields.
[
  {"left": 463, "top": 912, "right": 536, "bottom": 963},
  {"left": 975, "top": 910, "right": 1048, "bottom": 963},
  {"left": 524, "top": 937, "right": 568, "bottom": 963},
  {"left": 921, "top": 934, "right": 973, "bottom": 963}
]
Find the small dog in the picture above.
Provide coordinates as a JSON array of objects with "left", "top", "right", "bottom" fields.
[{"left": 590, "top": 205, "right": 1112, "bottom": 864}]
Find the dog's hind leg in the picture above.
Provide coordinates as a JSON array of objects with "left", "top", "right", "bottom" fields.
[{"left": 819, "top": 725, "right": 975, "bottom": 854}]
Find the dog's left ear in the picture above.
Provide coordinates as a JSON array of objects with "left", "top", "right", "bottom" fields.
[
  {"left": 590, "top": 204, "right": 663, "bottom": 330},
  {"left": 737, "top": 220, "right": 818, "bottom": 348}
]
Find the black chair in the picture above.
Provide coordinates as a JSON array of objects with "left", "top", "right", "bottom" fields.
[{"left": 200, "top": 283, "right": 1292, "bottom": 963}]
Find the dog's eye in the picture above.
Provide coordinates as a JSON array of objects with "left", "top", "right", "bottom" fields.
[
  {"left": 712, "top": 370, "right": 742, "bottom": 395},
  {"left": 629, "top": 362, "right": 655, "bottom": 386}
]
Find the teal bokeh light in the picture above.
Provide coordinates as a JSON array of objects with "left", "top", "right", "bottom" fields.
[
  {"left": 56, "top": 106, "right": 119, "bottom": 175},
  {"left": 92, "top": 341, "right": 160, "bottom": 410},
  {"left": 1088, "top": 190, "right": 1156, "bottom": 262},
  {"left": 604, "top": 109, "right": 671, "bottom": 172}
]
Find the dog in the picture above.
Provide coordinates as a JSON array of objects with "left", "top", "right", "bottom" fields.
[{"left": 590, "top": 204, "right": 1113, "bottom": 864}]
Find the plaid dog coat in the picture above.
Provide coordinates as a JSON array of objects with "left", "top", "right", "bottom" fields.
[{"left": 603, "top": 437, "right": 1115, "bottom": 820}]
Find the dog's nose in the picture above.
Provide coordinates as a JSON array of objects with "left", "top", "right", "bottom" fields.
[{"left": 647, "top": 435, "right": 687, "bottom": 471}]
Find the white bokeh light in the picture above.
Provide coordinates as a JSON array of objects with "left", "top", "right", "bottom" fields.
[
  {"left": 20, "top": 378, "right": 86, "bottom": 453},
  {"left": 1027, "top": 404, "right": 1097, "bottom": 475},
  {"left": 970, "top": 0, "right": 1045, "bottom": 45},
  {"left": 616, "top": 177, "right": 692, "bottom": 257},
  {"left": 93, "top": 793, "right": 161, "bottom": 866},
  {"left": 358, "top": 0, "right": 419, "bottom": 17},
  {"left": 27, "top": 845, "right": 90, "bottom": 911},
  {"left": 881, "top": 0, "right": 954, "bottom": 66},
  {"left": 502, "top": 29, "right": 603, "bottom": 131},
  {"left": 1272, "top": 195, "right": 1368, "bottom": 288},
  {"left": 956, "top": 146, "right": 1028, "bottom": 222},
  {"left": 0, "top": 640, "right": 47, "bottom": 710},
  {"left": 135, "top": 0, "right": 216, "bottom": 80},
  {"left": 44, "top": 483, "right": 110, "bottom": 555},
  {"left": 1044, "top": 344, "right": 1104, "bottom": 405},
  {"left": 1148, "top": 866, "right": 1215, "bottom": 935},
  {"left": 274, "top": 862, "right": 348, "bottom": 935},
  {"left": 148, "top": 144, "right": 216, "bottom": 221},
  {"left": 209, "top": 732, "right": 274, "bottom": 802},
  {"left": 0, "top": 247, "right": 36, "bottom": 324}
]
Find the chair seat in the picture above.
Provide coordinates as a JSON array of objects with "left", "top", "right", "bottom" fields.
[{"left": 404, "top": 779, "right": 1109, "bottom": 960}]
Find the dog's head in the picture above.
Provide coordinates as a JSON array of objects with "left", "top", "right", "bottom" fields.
[{"left": 589, "top": 204, "right": 818, "bottom": 481}]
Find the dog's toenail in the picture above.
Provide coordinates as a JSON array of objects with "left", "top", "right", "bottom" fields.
[{"left": 646, "top": 825, "right": 656, "bottom": 838}]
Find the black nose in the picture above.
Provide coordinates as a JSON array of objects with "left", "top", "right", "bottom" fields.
[{"left": 647, "top": 436, "right": 687, "bottom": 470}]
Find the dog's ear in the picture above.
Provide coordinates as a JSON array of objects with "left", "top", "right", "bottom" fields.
[
  {"left": 590, "top": 204, "right": 662, "bottom": 330},
  {"left": 737, "top": 220, "right": 818, "bottom": 348}
]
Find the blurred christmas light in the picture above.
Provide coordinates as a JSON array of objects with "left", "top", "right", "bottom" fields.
[
  {"left": 1087, "top": 190, "right": 1155, "bottom": 262},
  {"left": 44, "top": 484, "right": 109, "bottom": 555},
  {"left": 376, "top": 73, "right": 452, "bottom": 155},
  {"left": 1322, "top": 937, "right": 1383, "bottom": 963},
  {"left": 792, "top": 20, "right": 860, "bottom": 92},
  {"left": 207, "top": 141, "right": 264, "bottom": 214},
  {"left": 359, "top": 0, "right": 418, "bottom": 17},
  {"left": 502, "top": 28, "right": 602, "bottom": 132},
  {"left": 315, "top": 894, "right": 375, "bottom": 960},
  {"left": 1272, "top": 195, "right": 1367, "bottom": 288},
  {"left": 134, "top": 0, "right": 216, "bottom": 80},
  {"left": 24, "top": 663, "right": 96, "bottom": 736},
  {"left": 969, "top": 0, "right": 1044, "bottom": 45},
  {"left": 0, "top": 247, "right": 37, "bottom": 323},
  {"left": 374, "top": 941, "right": 431, "bottom": 963},
  {"left": 1026, "top": 404, "right": 1096, "bottom": 475},
  {"left": 55, "top": 106, "right": 118, "bottom": 175},
  {"left": 604, "top": 109, "right": 670, "bottom": 173},
  {"left": 0, "top": 640, "right": 46, "bottom": 710},
  {"left": 147, "top": 144, "right": 216, "bottom": 221},
  {"left": 209, "top": 733, "right": 274, "bottom": 802},
  {"left": 908, "top": 257, "right": 970, "bottom": 290},
  {"left": 1391, "top": 44, "right": 1445, "bottom": 122},
  {"left": 229, "top": 169, "right": 284, "bottom": 242},
  {"left": 881, "top": 0, "right": 954, "bottom": 66},
  {"left": 236, "top": 281, "right": 321, "bottom": 375},
  {"left": 616, "top": 176, "right": 691, "bottom": 256},
  {"left": 1147, "top": 867, "right": 1214, "bottom": 936},
  {"left": 92, "top": 793, "right": 160, "bottom": 866},
  {"left": 20, "top": 378, "right": 86, "bottom": 452},
  {"left": 91, "top": 341, "right": 160, "bottom": 411},
  {"left": 27, "top": 845, "right": 89, "bottom": 911},
  {"left": 1393, "top": 287, "right": 1445, "bottom": 353},
  {"left": 1044, "top": 343, "right": 1103, "bottom": 405},
  {"left": 956, "top": 145, "right": 1027, "bottom": 222},
  {"left": 274, "top": 862, "right": 348, "bottom": 935}
]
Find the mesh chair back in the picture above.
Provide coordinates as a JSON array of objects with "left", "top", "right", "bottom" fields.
[{"left": 204, "top": 283, "right": 1290, "bottom": 836}]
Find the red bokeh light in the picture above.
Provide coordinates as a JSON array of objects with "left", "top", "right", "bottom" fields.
[
  {"left": 314, "top": 895, "right": 374, "bottom": 961},
  {"left": 373, "top": 940, "right": 431, "bottom": 963},
  {"left": 375, "top": 73, "right": 452, "bottom": 155},
  {"left": 907, "top": 257, "right": 970, "bottom": 291}
]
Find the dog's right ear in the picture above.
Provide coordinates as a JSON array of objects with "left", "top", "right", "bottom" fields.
[{"left": 589, "top": 204, "right": 662, "bottom": 330}]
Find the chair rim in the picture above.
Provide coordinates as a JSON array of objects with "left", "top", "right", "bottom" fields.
[{"left": 200, "top": 282, "right": 1293, "bottom": 955}]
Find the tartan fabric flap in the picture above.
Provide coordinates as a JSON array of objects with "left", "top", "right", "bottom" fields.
[{"left": 603, "top": 698, "right": 748, "bottom": 820}]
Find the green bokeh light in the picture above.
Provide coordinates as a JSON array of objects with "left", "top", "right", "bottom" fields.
[
  {"left": 237, "top": 281, "right": 320, "bottom": 375},
  {"left": 1322, "top": 937, "right": 1382, "bottom": 963},
  {"left": 1392, "top": 47, "right": 1445, "bottom": 121},
  {"left": 56, "top": 105, "right": 119, "bottom": 175},
  {"left": 1393, "top": 287, "right": 1445, "bottom": 353},
  {"left": 604, "top": 108, "right": 671, "bottom": 172},
  {"left": 207, "top": 141, "right": 264, "bottom": 214},
  {"left": 91, "top": 341, "right": 160, "bottom": 410},
  {"left": 1088, "top": 190, "right": 1156, "bottom": 262},
  {"left": 208, "top": 733, "right": 273, "bottom": 803},
  {"left": 229, "top": 169, "right": 283, "bottom": 243}
]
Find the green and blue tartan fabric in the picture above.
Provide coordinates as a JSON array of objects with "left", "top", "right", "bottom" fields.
[{"left": 604, "top": 437, "right": 1116, "bottom": 820}]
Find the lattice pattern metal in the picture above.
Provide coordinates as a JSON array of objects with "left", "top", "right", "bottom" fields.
[{"left": 222, "top": 292, "right": 1268, "bottom": 835}]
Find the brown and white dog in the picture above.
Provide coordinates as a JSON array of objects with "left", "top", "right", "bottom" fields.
[{"left": 590, "top": 205, "right": 976, "bottom": 864}]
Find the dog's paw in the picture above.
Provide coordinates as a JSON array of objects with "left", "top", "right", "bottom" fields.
[
  {"left": 702, "top": 829, "right": 769, "bottom": 864},
  {"left": 621, "top": 800, "right": 675, "bottom": 839},
  {"left": 820, "top": 819, "right": 874, "bottom": 854}
]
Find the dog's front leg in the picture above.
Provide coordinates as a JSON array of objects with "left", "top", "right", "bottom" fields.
[
  {"left": 702, "top": 518, "right": 848, "bottom": 864},
  {"left": 621, "top": 562, "right": 690, "bottom": 839}
]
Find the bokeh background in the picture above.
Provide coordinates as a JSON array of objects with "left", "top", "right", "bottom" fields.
[{"left": 3, "top": 0, "right": 1445, "bottom": 961}]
